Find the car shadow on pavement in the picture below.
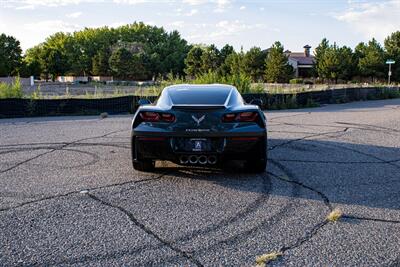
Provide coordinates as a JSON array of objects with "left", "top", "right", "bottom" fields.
[{"left": 154, "top": 138, "right": 400, "bottom": 212}]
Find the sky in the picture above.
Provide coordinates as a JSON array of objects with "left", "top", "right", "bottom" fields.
[{"left": 0, "top": 0, "right": 399, "bottom": 53}]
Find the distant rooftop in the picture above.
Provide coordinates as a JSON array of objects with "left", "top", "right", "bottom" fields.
[{"left": 286, "top": 45, "right": 315, "bottom": 66}]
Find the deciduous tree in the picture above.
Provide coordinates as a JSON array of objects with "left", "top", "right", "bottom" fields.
[{"left": 0, "top": 33, "right": 22, "bottom": 76}]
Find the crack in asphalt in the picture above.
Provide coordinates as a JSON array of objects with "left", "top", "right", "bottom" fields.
[
  {"left": 268, "top": 157, "right": 400, "bottom": 164},
  {"left": 188, "top": 164, "right": 302, "bottom": 257},
  {"left": 0, "top": 129, "right": 127, "bottom": 175},
  {"left": 169, "top": 171, "right": 273, "bottom": 244},
  {"left": 1, "top": 110, "right": 399, "bottom": 265},
  {"left": 264, "top": 160, "right": 334, "bottom": 263},
  {"left": 86, "top": 192, "right": 204, "bottom": 267},
  {"left": 268, "top": 128, "right": 349, "bottom": 151},
  {"left": 342, "top": 215, "right": 400, "bottom": 224},
  {"left": 317, "top": 141, "right": 400, "bottom": 171},
  {"left": 0, "top": 171, "right": 169, "bottom": 212},
  {"left": 268, "top": 112, "right": 311, "bottom": 122},
  {"left": 335, "top": 121, "right": 400, "bottom": 133}
]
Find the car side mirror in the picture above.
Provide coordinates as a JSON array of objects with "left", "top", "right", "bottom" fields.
[
  {"left": 250, "top": 98, "right": 263, "bottom": 107},
  {"left": 138, "top": 99, "right": 151, "bottom": 106}
]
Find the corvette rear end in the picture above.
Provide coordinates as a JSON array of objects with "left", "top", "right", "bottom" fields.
[{"left": 131, "top": 84, "right": 267, "bottom": 172}]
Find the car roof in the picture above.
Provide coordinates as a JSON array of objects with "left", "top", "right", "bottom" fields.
[{"left": 164, "top": 84, "right": 236, "bottom": 93}]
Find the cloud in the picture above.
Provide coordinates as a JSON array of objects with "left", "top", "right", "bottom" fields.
[
  {"left": 182, "top": 0, "right": 207, "bottom": 5},
  {"left": 239, "top": 5, "right": 245, "bottom": 10},
  {"left": 66, "top": 11, "right": 82, "bottom": 18},
  {"left": 6, "top": 0, "right": 98, "bottom": 9},
  {"left": 113, "top": 0, "right": 153, "bottom": 4},
  {"left": 15, "top": 5, "right": 35, "bottom": 10},
  {"left": 185, "top": 9, "right": 198, "bottom": 16},
  {"left": 24, "top": 20, "right": 81, "bottom": 33},
  {"left": 12, "top": 0, "right": 87, "bottom": 7},
  {"left": 110, "top": 21, "right": 127, "bottom": 28},
  {"left": 335, "top": 0, "right": 400, "bottom": 41},
  {"left": 187, "top": 20, "right": 267, "bottom": 40},
  {"left": 181, "top": 0, "right": 231, "bottom": 12},
  {"left": 168, "top": 20, "right": 185, "bottom": 28}
]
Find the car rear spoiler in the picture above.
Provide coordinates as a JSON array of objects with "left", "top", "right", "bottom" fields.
[{"left": 172, "top": 105, "right": 226, "bottom": 110}]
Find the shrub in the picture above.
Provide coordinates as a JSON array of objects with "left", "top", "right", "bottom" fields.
[
  {"left": 30, "top": 85, "right": 42, "bottom": 100},
  {"left": 0, "top": 77, "right": 23, "bottom": 99},
  {"left": 193, "top": 70, "right": 220, "bottom": 84},
  {"left": 289, "top": 78, "right": 304, "bottom": 84},
  {"left": 225, "top": 73, "right": 252, "bottom": 94},
  {"left": 250, "top": 83, "right": 265, "bottom": 93}
]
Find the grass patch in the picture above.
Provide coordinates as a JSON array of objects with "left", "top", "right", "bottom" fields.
[
  {"left": 326, "top": 208, "right": 343, "bottom": 222},
  {"left": 255, "top": 251, "right": 283, "bottom": 267},
  {"left": 0, "top": 77, "right": 23, "bottom": 99}
]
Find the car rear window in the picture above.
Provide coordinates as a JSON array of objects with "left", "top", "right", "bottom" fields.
[{"left": 168, "top": 87, "right": 231, "bottom": 105}]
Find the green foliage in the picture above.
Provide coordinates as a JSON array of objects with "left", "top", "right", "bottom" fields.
[
  {"left": 289, "top": 78, "right": 304, "bottom": 84},
  {"left": 184, "top": 46, "right": 204, "bottom": 77},
  {"left": 30, "top": 85, "right": 42, "bottom": 100},
  {"left": 4, "top": 23, "right": 400, "bottom": 85},
  {"left": 226, "top": 73, "right": 252, "bottom": 94},
  {"left": 108, "top": 48, "right": 149, "bottom": 80},
  {"left": 193, "top": 70, "right": 220, "bottom": 84},
  {"left": 315, "top": 42, "right": 356, "bottom": 83},
  {"left": 0, "top": 77, "right": 23, "bottom": 99},
  {"left": 201, "top": 44, "right": 220, "bottom": 73},
  {"left": 186, "top": 71, "right": 252, "bottom": 93},
  {"left": 264, "top": 41, "right": 293, "bottom": 83},
  {"left": 356, "top": 39, "right": 385, "bottom": 81},
  {"left": 384, "top": 31, "right": 400, "bottom": 82},
  {"left": 18, "top": 22, "right": 189, "bottom": 79},
  {"left": 218, "top": 44, "right": 235, "bottom": 76},
  {"left": 242, "top": 47, "right": 268, "bottom": 82},
  {"left": 314, "top": 38, "right": 329, "bottom": 80},
  {"left": 0, "top": 33, "right": 22, "bottom": 76},
  {"left": 92, "top": 49, "right": 111, "bottom": 76},
  {"left": 250, "top": 83, "right": 265, "bottom": 93},
  {"left": 225, "top": 49, "right": 244, "bottom": 76}
]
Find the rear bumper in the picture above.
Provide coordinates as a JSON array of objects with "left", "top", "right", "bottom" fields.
[{"left": 132, "top": 132, "right": 267, "bottom": 163}]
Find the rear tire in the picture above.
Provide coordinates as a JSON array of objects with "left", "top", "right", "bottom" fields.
[
  {"left": 131, "top": 136, "right": 155, "bottom": 172},
  {"left": 132, "top": 159, "right": 155, "bottom": 172},
  {"left": 244, "top": 138, "right": 267, "bottom": 173},
  {"left": 244, "top": 158, "right": 267, "bottom": 173}
]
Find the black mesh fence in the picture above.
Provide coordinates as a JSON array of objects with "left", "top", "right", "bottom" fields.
[{"left": 0, "top": 87, "right": 399, "bottom": 118}]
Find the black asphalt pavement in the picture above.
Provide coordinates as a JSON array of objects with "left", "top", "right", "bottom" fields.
[{"left": 1, "top": 99, "right": 400, "bottom": 266}]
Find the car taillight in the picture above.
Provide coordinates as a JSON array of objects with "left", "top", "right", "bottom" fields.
[
  {"left": 237, "top": 112, "right": 258, "bottom": 122},
  {"left": 140, "top": 112, "right": 175, "bottom": 122},
  {"left": 222, "top": 113, "right": 236, "bottom": 122},
  {"left": 222, "top": 112, "right": 258, "bottom": 122},
  {"left": 140, "top": 112, "right": 160, "bottom": 122},
  {"left": 160, "top": 113, "right": 175, "bottom": 122}
]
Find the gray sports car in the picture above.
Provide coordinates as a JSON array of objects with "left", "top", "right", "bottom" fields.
[{"left": 131, "top": 84, "right": 267, "bottom": 172}]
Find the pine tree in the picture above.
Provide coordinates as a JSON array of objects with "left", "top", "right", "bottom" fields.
[
  {"left": 264, "top": 42, "right": 293, "bottom": 83},
  {"left": 357, "top": 38, "right": 385, "bottom": 81},
  {"left": 384, "top": 31, "right": 400, "bottom": 82},
  {"left": 184, "top": 46, "right": 204, "bottom": 77}
]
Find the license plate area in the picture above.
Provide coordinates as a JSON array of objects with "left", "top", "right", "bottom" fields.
[{"left": 172, "top": 137, "right": 224, "bottom": 152}]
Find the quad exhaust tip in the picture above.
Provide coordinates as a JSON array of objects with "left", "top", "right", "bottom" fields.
[
  {"left": 207, "top": 155, "right": 217, "bottom": 165},
  {"left": 179, "top": 155, "right": 217, "bottom": 165},
  {"left": 189, "top": 155, "right": 199, "bottom": 164},
  {"left": 179, "top": 155, "right": 189, "bottom": 164},
  {"left": 198, "top": 155, "right": 207, "bottom": 165}
]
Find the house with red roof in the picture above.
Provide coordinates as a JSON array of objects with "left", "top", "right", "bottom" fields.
[{"left": 285, "top": 45, "right": 315, "bottom": 78}]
